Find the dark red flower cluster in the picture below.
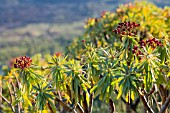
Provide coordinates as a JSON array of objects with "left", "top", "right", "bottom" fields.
[
  {"left": 132, "top": 38, "right": 162, "bottom": 60},
  {"left": 138, "top": 40, "right": 146, "bottom": 47},
  {"left": 138, "top": 38, "right": 162, "bottom": 48},
  {"left": 132, "top": 45, "right": 143, "bottom": 60},
  {"left": 100, "top": 11, "right": 109, "bottom": 18},
  {"left": 55, "top": 52, "right": 62, "bottom": 57},
  {"left": 112, "top": 21, "right": 140, "bottom": 36},
  {"left": 82, "top": 39, "right": 85, "bottom": 43},
  {"left": 100, "top": 11, "right": 107, "bottom": 17},
  {"left": 145, "top": 38, "right": 162, "bottom": 48},
  {"left": 14, "top": 56, "right": 32, "bottom": 69}
]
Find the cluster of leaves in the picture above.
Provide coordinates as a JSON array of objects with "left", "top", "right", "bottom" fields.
[{"left": 0, "top": 1, "right": 170, "bottom": 113}]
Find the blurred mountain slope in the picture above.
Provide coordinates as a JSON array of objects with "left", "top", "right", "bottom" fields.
[{"left": 0, "top": 0, "right": 169, "bottom": 65}]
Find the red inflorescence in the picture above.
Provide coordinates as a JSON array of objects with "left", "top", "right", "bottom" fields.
[
  {"left": 14, "top": 56, "right": 32, "bottom": 69},
  {"left": 55, "top": 52, "right": 62, "bottom": 57},
  {"left": 138, "top": 38, "right": 162, "bottom": 49},
  {"left": 145, "top": 38, "right": 162, "bottom": 48},
  {"left": 82, "top": 39, "right": 85, "bottom": 43},
  {"left": 132, "top": 38, "right": 162, "bottom": 60},
  {"left": 132, "top": 45, "right": 143, "bottom": 59},
  {"left": 112, "top": 21, "right": 140, "bottom": 36},
  {"left": 100, "top": 11, "right": 107, "bottom": 17}
]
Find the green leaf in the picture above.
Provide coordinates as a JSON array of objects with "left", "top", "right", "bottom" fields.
[
  {"left": 117, "top": 84, "right": 123, "bottom": 99},
  {"left": 166, "top": 81, "right": 170, "bottom": 89},
  {"left": 33, "top": 85, "right": 40, "bottom": 91},
  {"left": 150, "top": 68, "right": 156, "bottom": 82},
  {"left": 122, "top": 78, "right": 129, "bottom": 95},
  {"left": 125, "top": 38, "right": 129, "bottom": 50},
  {"left": 131, "top": 91, "right": 135, "bottom": 100},
  {"left": 137, "top": 61, "right": 147, "bottom": 72},
  {"left": 106, "top": 85, "right": 110, "bottom": 93},
  {"left": 109, "top": 85, "right": 113, "bottom": 98},
  {"left": 45, "top": 89, "right": 55, "bottom": 92},
  {"left": 101, "top": 83, "right": 108, "bottom": 99},
  {"left": 92, "top": 64, "right": 100, "bottom": 70},
  {"left": 29, "top": 69, "right": 43, "bottom": 79},
  {"left": 81, "top": 83, "right": 87, "bottom": 92},
  {"left": 93, "top": 76, "right": 108, "bottom": 98},
  {"left": 160, "top": 47, "right": 166, "bottom": 63},
  {"left": 43, "top": 84, "right": 52, "bottom": 90},
  {"left": 12, "top": 99, "right": 21, "bottom": 106},
  {"left": 90, "top": 85, "right": 98, "bottom": 94},
  {"left": 74, "top": 78, "right": 79, "bottom": 105},
  {"left": 122, "top": 63, "right": 128, "bottom": 74},
  {"left": 86, "top": 92, "right": 90, "bottom": 106},
  {"left": 111, "top": 77, "right": 123, "bottom": 86},
  {"left": 44, "top": 93, "right": 54, "bottom": 100},
  {"left": 94, "top": 85, "right": 103, "bottom": 98},
  {"left": 47, "top": 98, "right": 57, "bottom": 112}
]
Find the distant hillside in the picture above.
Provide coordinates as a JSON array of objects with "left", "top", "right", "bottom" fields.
[
  {"left": 0, "top": 0, "right": 133, "bottom": 29},
  {"left": 0, "top": 0, "right": 93, "bottom": 28},
  {"left": 0, "top": 0, "right": 169, "bottom": 29},
  {"left": 0, "top": 0, "right": 170, "bottom": 65}
]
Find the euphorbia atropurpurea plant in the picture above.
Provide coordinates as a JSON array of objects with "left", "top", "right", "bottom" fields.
[
  {"left": 0, "top": 21, "right": 168, "bottom": 113},
  {"left": 4, "top": 53, "right": 93, "bottom": 113},
  {"left": 89, "top": 21, "right": 169, "bottom": 113},
  {"left": 0, "top": 20, "right": 169, "bottom": 113},
  {"left": 2, "top": 22, "right": 167, "bottom": 113},
  {"left": 0, "top": 8, "right": 169, "bottom": 113}
]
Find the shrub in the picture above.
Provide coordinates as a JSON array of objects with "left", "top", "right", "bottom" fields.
[{"left": 0, "top": 1, "right": 170, "bottom": 113}]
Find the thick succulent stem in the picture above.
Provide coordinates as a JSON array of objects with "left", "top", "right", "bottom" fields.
[
  {"left": 55, "top": 97, "right": 76, "bottom": 113},
  {"left": 109, "top": 98, "right": 116, "bottom": 113},
  {"left": 159, "top": 95, "right": 170, "bottom": 113},
  {"left": 88, "top": 92, "right": 94, "bottom": 113},
  {"left": 0, "top": 93, "right": 15, "bottom": 112},
  {"left": 126, "top": 92, "right": 131, "bottom": 113},
  {"left": 82, "top": 92, "right": 88, "bottom": 113},
  {"left": 138, "top": 90, "right": 154, "bottom": 113}
]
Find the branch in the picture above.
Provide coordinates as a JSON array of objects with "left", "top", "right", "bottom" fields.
[
  {"left": 115, "top": 90, "right": 140, "bottom": 112},
  {"left": 7, "top": 81, "right": 14, "bottom": 105},
  {"left": 82, "top": 92, "right": 88, "bottom": 113},
  {"left": 14, "top": 73, "right": 20, "bottom": 89},
  {"left": 138, "top": 90, "right": 154, "bottom": 113},
  {"left": 55, "top": 97, "right": 76, "bottom": 113},
  {"left": 53, "top": 90, "right": 77, "bottom": 113},
  {"left": 134, "top": 98, "right": 140, "bottom": 107},
  {"left": 88, "top": 92, "right": 94, "bottom": 113},
  {"left": 130, "top": 98, "right": 140, "bottom": 112},
  {"left": 109, "top": 98, "right": 116, "bottom": 113},
  {"left": 88, "top": 79, "right": 94, "bottom": 113},
  {"left": 114, "top": 90, "right": 126, "bottom": 104},
  {"left": 66, "top": 85, "right": 72, "bottom": 99},
  {"left": 11, "top": 81, "right": 22, "bottom": 113},
  {"left": 146, "top": 85, "right": 155, "bottom": 97},
  {"left": 159, "top": 85, "right": 167, "bottom": 104},
  {"left": 57, "top": 90, "right": 62, "bottom": 100},
  {"left": 8, "top": 81, "right": 18, "bottom": 113},
  {"left": 77, "top": 103, "right": 84, "bottom": 113},
  {"left": 0, "top": 104, "right": 4, "bottom": 112},
  {"left": 47, "top": 101, "right": 54, "bottom": 113},
  {"left": 126, "top": 92, "right": 131, "bottom": 113},
  {"left": 0, "top": 93, "right": 15, "bottom": 112},
  {"left": 152, "top": 94, "right": 160, "bottom": 111},
  {"left": 159, "top": 95, "right": 170, "bottom": 113},
  {"left": 13, "top": 74, "right": 22, "bottom": 112}
]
